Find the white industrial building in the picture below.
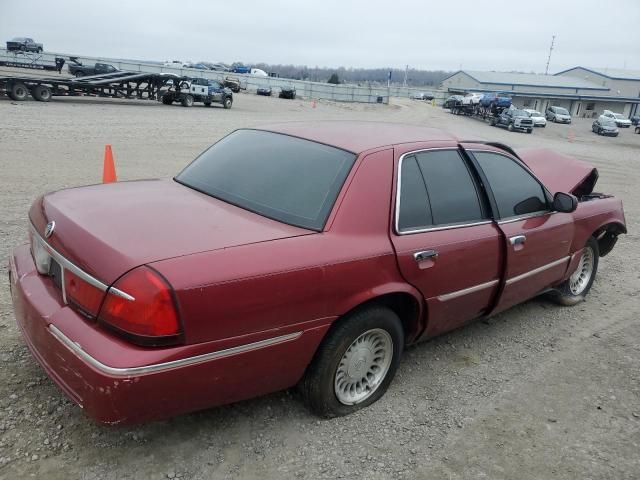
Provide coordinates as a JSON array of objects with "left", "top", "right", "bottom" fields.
[{"left": 441, "top": 67, "right": 640, "bottom": 118}]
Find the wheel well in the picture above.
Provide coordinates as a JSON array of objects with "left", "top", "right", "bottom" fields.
[
  {"left": 593, "top": 222, "right": 626, "bottom": 257},
  {"left": 335, "top": 293, "right": 423, "bottom": 344}
]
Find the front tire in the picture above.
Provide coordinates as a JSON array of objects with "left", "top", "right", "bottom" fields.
[
  {"left": 508, "top": 122, "right": 514, "bottom": 132},
  {"left": 551, "top": 237, "right": 599, "bottom": 306},
  {"left": 300, "top": 306, "right": 404, "bottom": 418},
  {"left": 223, "top": 96, "right": 233, "bottom": 109}
]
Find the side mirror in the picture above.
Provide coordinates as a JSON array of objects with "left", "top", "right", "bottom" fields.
[{"left": 553, "top": 192, "right": 578, "bottom": 213}]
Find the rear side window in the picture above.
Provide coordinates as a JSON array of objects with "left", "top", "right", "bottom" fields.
[
  {"left": 397, "top": 150, "right": 485, "bottom": 232},
  {"left": 398, "top": 156, "right": 432, "bottom": 231},
  {"left": 472, "top": 151, "right": 548, "bottom": 218},
  {"left": 175, "top": 130, "right": 356, "bottom": 231},
  {"left": 415, "top": 150, "right": 484, "bottom": 225}
]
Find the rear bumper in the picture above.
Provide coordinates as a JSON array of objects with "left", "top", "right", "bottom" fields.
[{"left": 9, "top": 244, "right": 328, "bottom": 425}]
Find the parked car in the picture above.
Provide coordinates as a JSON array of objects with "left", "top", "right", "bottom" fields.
[
  {"left": 163, "top": 60, "right": 188, "bottom": 68},
  {"left": 523, "top": 109, "right": 547, "bottom": 127},
  {"left": 491, "top": 108, "right": 534, "bottom": 133},
  {"left": 411, "top": 92, "right": 435, "bottom": 101},
  {"left": 257, "top": 86, "right": 272, "bottom": 96},
  {"left": 546, "top": 106, "right": 572, "bottom": 124},
  {"left": 592, "top": 117, "right": 619, "bottom": 137},
  {"left": 68, "top": 61, "right": 119, "bottom": 77},
  {"left": 10, "top": 122, "right": 626, "bottom": 424},
  {"left": 443, "top": 95, "right": 463, "bottom": 109},
  {"left": 479, "top": 93, "right": 512, "bottom": 111},
  {"left": 6, "top": 37, "right": 43, "bottom": 53},
  {"left": 461, "top": 92, "right": 483, "bottom": 105},
  {"left": 279, "top": 86, "right": 296, "bottom": 99},
  {"left": 631, "top": 115, "right": 640, "bottom": 126},
  {"left": 602, "top": 110, "right": 632, "bottom": 128}
]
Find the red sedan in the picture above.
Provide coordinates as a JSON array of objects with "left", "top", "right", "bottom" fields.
[{"left": 10, "top": 122, "right": 626, "bottom": 424}]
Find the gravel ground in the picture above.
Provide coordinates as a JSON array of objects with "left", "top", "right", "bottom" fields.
[{"left": 0, "top": 86, "right": 639, "bottom": 480}]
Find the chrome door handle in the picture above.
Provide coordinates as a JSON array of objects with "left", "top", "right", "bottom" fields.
[
  {"left": 509, "top": 235, "right": 526, "bottom": 245},
  {"left": 414, "top": 250, "right": 438, "bottom": 262}
]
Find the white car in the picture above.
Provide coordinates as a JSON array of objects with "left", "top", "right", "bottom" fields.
[
  {"left": 461, "top": 92, "right": 483, "bottom": 105},
  {"left": 602, "top": 110, "right": 632, "bottom": 128},
  {"left": 523, "top": 109, "right": 547, "bottom": 127}
]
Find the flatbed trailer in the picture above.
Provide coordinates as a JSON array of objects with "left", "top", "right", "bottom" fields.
[
  {"left": 0, "top": 71, "right": 181, "bottom": 102},
  {"left": 450, "top": 99, "right": 511, "bottom": 121}
]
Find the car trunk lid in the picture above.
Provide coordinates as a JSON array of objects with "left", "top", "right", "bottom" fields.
[{"left": 29, "top": 179, "right": 313, "bottom": 286}]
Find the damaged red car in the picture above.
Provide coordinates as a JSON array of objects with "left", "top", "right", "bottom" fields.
[{"left": 10, "top": 122, "right": 626, "bottom": 424}]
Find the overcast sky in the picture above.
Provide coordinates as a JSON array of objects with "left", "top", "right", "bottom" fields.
[{"left": 2, "top": 0, "right": 639, "bottom": 73}]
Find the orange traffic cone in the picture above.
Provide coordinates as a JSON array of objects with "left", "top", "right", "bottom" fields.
[{"left": 102, "top": 145, "right": 117, "bottom": 183}]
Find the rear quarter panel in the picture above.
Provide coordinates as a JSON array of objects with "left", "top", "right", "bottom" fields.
[{"left": 150, "top": 148, "right": 414, "bottom": 347}]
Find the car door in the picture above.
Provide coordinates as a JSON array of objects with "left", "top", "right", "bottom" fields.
[
  {"left": 390, "top": 145, "right": 503, "bottom": 338},
  {"left": 464, "top": 147, "right": 574, "bottom": 314}
]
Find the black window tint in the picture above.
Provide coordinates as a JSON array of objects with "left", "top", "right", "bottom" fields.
[
  {"left": 415, "top": 150, "right": 484, "bottom": 225},
  {"left": 473, "top": 151, "right": 548, "bottom": 218},
  {"left": 398, "top": 156, "right": 432, "bottom": 231},
  {"left": 175, "top": 130, "right": 356, "bottom": 231}
]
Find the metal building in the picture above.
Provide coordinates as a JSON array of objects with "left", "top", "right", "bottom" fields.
[{"left": 441, "top": 68, "right": 640, "bottom": 118}]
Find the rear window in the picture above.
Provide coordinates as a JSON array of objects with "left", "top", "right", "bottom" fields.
[{"left": 175, "top": 129, "right": 356, "bottom": 231}]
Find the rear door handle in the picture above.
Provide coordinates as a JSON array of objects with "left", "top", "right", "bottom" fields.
[
  {"left": 509, "top": 235, "right": 526, "bottom": 245},
  {"left": 414, "top": 250, "right": 438, "bottom": 262}
]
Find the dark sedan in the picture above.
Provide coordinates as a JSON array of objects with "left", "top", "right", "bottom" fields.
[
  {"left": 443, "top": 95, "right": 463, "bottom": 109},
  {"left": 279, "top": 86, "right": 296, "bottom": 99},
  {"left": 592, "top": 117, "right": 619, "bottom": 137},
  {"left": 257, "top": 86, "right": 272, "bottom": 96}
]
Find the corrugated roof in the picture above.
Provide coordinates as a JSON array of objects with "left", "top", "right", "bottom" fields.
[
  {"left": 448, "top": 70, "right": 607, "bottom": 90},
  {"left": 555, "top": 67, "right": 640, "bottom": 81}
]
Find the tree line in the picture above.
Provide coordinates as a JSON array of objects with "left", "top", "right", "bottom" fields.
[{"left": 247, "top": 63, "right": 452, "bottom": 87}]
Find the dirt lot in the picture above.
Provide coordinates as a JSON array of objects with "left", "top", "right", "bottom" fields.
[{"left": 0, "top": 88, "right": 639, "bottom": 480}]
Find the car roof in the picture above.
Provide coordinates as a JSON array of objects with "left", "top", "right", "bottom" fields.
[{"left": 254, "top": 121, "right": 459, "bottom": 153}]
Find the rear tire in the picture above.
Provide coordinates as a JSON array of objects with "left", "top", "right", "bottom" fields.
[
  {"left": 551, "top": 237, "right": 599, "bottom": 306},
  {"left": 181, "top": 94, "right": 194, "bottom": 107},
  {"left": 8, "top": 82, "right": 28, "bottom": 101},
  {"left": 31, "top": 85, "right": 51, "bottom": 102},
  {"left": 161, "top": 93, "right": 173, "bottom": 105},
  {"left": 300, "top": 306, "right": 404, "bottom": 418}
]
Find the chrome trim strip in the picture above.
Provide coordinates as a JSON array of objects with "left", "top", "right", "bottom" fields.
[
  {"left": 394, "top": 148, "right": 490, "bottom": 235},
  {"left": 437, "top": 279, "right": 499, "bottom": 302},
  {"left": 400, "top": 220, "right": 492, "bottom": 235},
  {"left": 109, "top": 288, "right": 136, "bottom": 301},
  {"left": 30, "top": 223, "right": 135, "bottom": 303},
  {"left": 498, "top": 211, "right": 551, "bottom": 225},
  {"left": 49, "top": 324, "right": 303, "bottom": 376},
  {"left": 505, "top": 257, "right": 569, "bottom": 286},
  {"left": 30, "top": 223, "right": 108, "bottom": 292}
]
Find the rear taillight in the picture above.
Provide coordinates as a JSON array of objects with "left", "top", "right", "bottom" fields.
[
  {"left": 64, "top": 270, "right": 104, "bottom": 317},
  {"left": 98, "top": 266, "right": 182, "bottom": 346}
]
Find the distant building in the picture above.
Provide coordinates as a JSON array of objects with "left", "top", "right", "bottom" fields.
[{"left": 440, "top": 68, "right": 640, "bottom": 117}]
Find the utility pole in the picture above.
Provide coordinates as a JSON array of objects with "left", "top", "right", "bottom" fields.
[{"left": 545, "top": 35, "right": 556, "bottom": 75}]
